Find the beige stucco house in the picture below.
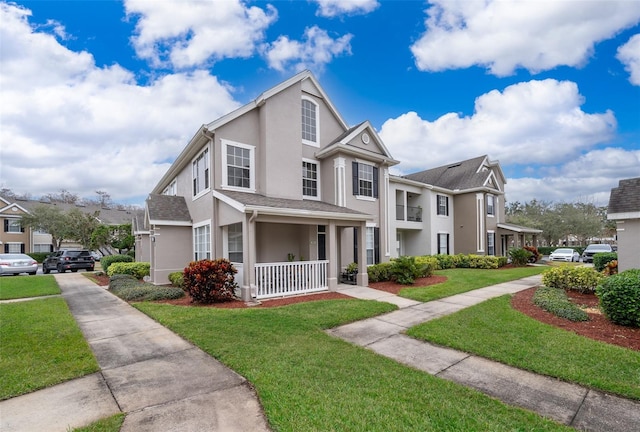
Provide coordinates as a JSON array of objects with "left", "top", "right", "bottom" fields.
[
  {"left": 608, "top": 177, "right": 640, "bottom": 271},
  {"left": 140, "top": 71, "right": 537, "bottom": 300}
]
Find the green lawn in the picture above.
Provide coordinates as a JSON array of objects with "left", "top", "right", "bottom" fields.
[
  {"left": 137, "top": 299, "right": 570, "bottom": 431},
  {"left": 0, "top": 298, "right": 99, "bottom": 400},
  {"left": 72, "top": 414, "right": 125, "bottom": 432},
  {"left": 408, "top": 295, "right": 640, "bottom": 400},
  {"left": 399, "top": 266, "right": 547, "bottom": 302},
  {"left": 0, "top": 275, "right": 60, "bottom": 300}
]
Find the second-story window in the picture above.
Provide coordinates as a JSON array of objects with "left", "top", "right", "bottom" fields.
[
  {"left": 437, "top": 195, "right": 449, "bottom": 216},
  {"left": 163, "top": 179, "right": 177, "bottom": 196},
  {"left": 487, "top": 195, "right": 495, "bottom": 216},
  {"left": 4, "top": 219, "right": 23, "bottom": 233},
  {"left": 302, "top": 98, "right": 319, "bottom": 146},
  {"left": 222, "top": 140, "right": 255, "bottom": 192},
  {"left": 302, "top": 160, "right": 318, "bottom": 198},
  {"left": 192, "top": 148, "right": 209, "bottom": 197},
  {"left": 352, "top": 162, "right": 378, "bottom": 198}
]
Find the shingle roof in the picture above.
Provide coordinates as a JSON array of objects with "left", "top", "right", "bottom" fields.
[
  {"left": 404, "top": 155, "right": 492, "bottom": 190},
  {"left": 146, "top": 194, "right": 191, "bottom": 223},
  {"left": 216, "top": 190, "right": 368, "bottom": 217},
  {"left": 4, "top": 198, "right": 135, "bottom": 225},
  {"left": 608, "top": 177, "right": 640, "bottom": 214}
]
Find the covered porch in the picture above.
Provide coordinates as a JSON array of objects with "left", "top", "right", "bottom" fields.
[{"left": 497, "top": 222, "right": 543, "bottom": 255}]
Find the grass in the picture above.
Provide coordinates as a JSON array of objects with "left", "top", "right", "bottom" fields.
[
  {"left": 399, "top": 266, "right": 547, "bottom": 302},
  {"left": 0, "top": 297, "right": 99, "bottom": 400},
  {"left": 136, "top": 299, "right": 570, "bottom": 431},
  {"left": 407, "top": 295, "right": 640, "bottom": 400},
  {"left": 0, "top": 275, "right": 60, "bottom": 300},
  {"left": 71, "top": 414, "right": 125, "bottom": 432}
]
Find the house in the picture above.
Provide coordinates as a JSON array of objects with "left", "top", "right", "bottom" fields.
[
  {"left": 607, "top": 177, "right": 640, "bottom": 271},
  {"left": 0, "top": 195, "right": 135, "bottom": 253},
  {"left": 142, "top": 71, "right": 538, "bottom": 300},
  {"left": 390, "top": 156, "right": 541, "bottom": 257}
]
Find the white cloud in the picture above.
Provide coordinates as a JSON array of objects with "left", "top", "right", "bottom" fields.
[
  {"left": 617, "top": 33, "right": 640, "bottom": 85},
  {"left": 314, "top": 0, "right": 379, "bottom": 17},
  {"left": 380, "top": 79, "right": 616, "bottom": 173},
  {"left": 124, "top": 0, "right": 277, "bottom": 69},
  {"left": 411, "top": 0, "right": 640, "bottom": 76},
  {"left": 264, "top": 25, "right": 352, "bottom": 73},
  {"left": 0, "top": 2, "right": 240, "bottom": 203}
]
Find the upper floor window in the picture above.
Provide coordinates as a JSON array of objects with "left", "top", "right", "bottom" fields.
[
  {"left": 437, "top": 195, "right": 449, "bottom": 216},
  {"left": 4, "top": 219, "right": 23, "bottom": 233},
  {"left": 192, "top": 148, "right": 209, "bottom": 197},
  {"left": 302, "top": 160, "right": 319, "bottom": 198},
  {"left": 352, "top": 161, "right": 378, "bottom": 198},
  {"left": 301, "top": 97, "right": 319, "bottom": 146},
  {"left": 223, "top": 140, "right": 255, "bottom": 192},
  {"left": 163, "top": 179, "right": 177, "bottom": 196},
  {"left": 487, "top": 195, "right": 495, "bottom": 216}
]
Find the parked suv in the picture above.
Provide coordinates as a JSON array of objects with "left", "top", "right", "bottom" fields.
[
  {"left": 581, "top": 244, "right": 613, "bottom": 263},
  {"left": 43, "top": 250, "right": 95, "bottom": 273}
]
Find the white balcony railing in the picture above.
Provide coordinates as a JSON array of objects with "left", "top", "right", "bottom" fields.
[{"left": 255, "top": 260, "right": 329, "bottom": 299}]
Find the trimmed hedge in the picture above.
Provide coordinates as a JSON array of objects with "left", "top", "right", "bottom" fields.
[
  {"left": 533, "top": 286, "right": 589, "bottom": 322},
  {"left": 367, "top": 262, "right": 393, "bottom": 283},
  {"left": 596, "top": 269, "right": 640, "bottom": 327},
  {"left": 27, "top": 253, "right": 49, "bottom": 263},
  {"left": 542, "top": 265, "right": 604, "bottom": 293},
  {"left": 168, "top": 271, "right": 184, "bottom": 287},
  {"left": 101, "top": 254, "right": 134, "bottom": 273},
  {"left": 593, "top": 252, "right": 618, "bottom": 272},
  {"left": 106, "top": 262, "right": 150, "bottom": 279},
  {"left": 108, "top": 274, "right": 184, "bottom": 301}
]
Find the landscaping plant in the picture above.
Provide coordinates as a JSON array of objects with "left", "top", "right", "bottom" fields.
[
  {"left": 533, "top": 286, "right": 589, "bottom": 322},
  {"left": 593, "top": 252, "right": 618, "bottom": 272},
  {"left": 106, "top": 261, "right": 150, "bottom": 279},
  {"left": 508, "top": 248, "right": 532, "bottom": 266},
  {"left": 183, "top": 258, "right": 238, "bottom": 303},
  {"left": 100, "top": 254, "right": 133, "bottom": 273},
  {"left": 596, "top": 269, "right": 640, "bottom": 327},
  {"left": 542, "top": 265, "right": 603, "bottom": 293}
]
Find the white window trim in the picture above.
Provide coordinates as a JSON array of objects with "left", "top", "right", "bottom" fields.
[
  {"left": 222, "top": 139, "right": 256, "bottom": 193},
  {"left": 487, "top": 230, "right": 496, "bottom": 256},
  {"left": 193, "top": 220, "right": 212, "bottom": 261},
  {"left": 301, "top": 96, "right": 320, "bottom": 147},
  {"left": 365, "top": 223, "right": 376, "bottom": 266},
  {"left": 223, "top": 223, "right": 243, "bottom": 263},
  {"left": 163, "top": 179, "right": 177, "bottom": 196},
  {"left": 192, "top": 146, "right": 211, "bottom": 200},
  {"left": 302, "top": 158, "right": 321, "bottom": 200},
  {"left": 436, "top": 194, "right": 450, "bottom": 217},
  {"left": 487, "top": 194, "right": 495, "bottom": 217},
  {"left": 355, "top": 159, "right": 376, "bottom": 201}
]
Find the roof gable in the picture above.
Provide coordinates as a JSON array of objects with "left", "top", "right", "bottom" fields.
[
  {"left": 608, "top": 177, "right": 640, "bottom": 218},
  {"left": 146, "top": 194, "right": 192, "bottom": 225},
  {"left": 404, "top": 155, "right": 504, "bottom": 192}
]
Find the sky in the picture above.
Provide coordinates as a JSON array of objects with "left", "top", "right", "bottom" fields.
[{"left": 1, "top": 0, "right": 639, "bottom": 208}]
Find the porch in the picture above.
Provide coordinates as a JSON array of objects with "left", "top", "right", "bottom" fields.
[{"left": 255, "top": 260, "right": 329, "bottom": 299}]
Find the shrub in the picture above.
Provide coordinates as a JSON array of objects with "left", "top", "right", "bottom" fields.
[
  {"left": 533, "top": 286, "right": 589, "bottom": 322},
  {"left": 523, "top": 246, "right": 541, "bottom": 262},
  {"left": 542, "top": 265, "right": 604, "bottom": 293},
  {"left": 101, "top": 254, "right": 134, "bottom": 273},
  {"left": 106, "top": 262, "right": 150, "bottom": 279},
  {"left": 414, "top": 256, "right": 438, "bottom": 277},
  {"left": 453, "top": 254, "right": 471, "bottom": 268},
  {"left": 367, "top": 262, "right": 394, "bottom": 282},
  {"left": 390, "top": 256, "right": 423, "bottom": 285},
  {"left": 509, "top": 248, "right": 532, "bottom": 267},
  {"left": 596, "top": 269, "right": 640, "bottom": 327},
  {"left": 168, "top": 271, "right": 184, "bottom": 287},
  {"left": 603, "top": 260, "right": 618, "bottom": 276},
  {"left": 537, "top": 247, "right": 555, "bottom": 256},
  {"left": 434, "top": 254, "right": 456, "bottom": 269},
  {"left": 27, "top": 252, "right": 49, "bottom": 263},
  {"left": 593, "top": 252, "right": 618, "bottom": 272},
  {"left": 183, "top": 258, "right": 238, "bottom": 303},
  {"left": 109, "top": 274, "right": 184, "bottom": 301}
]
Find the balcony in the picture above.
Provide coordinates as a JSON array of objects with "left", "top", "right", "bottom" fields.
[{"left": 396, "top": 205, "right": 422, "bottom": 222}]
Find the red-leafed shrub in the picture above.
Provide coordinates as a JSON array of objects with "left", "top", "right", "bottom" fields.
[
  {"left": 183, "top": 258, "right": 238, "bottom": 304},
  {"left": 524, "top": 246, "right": 541, "bottom": 263}
]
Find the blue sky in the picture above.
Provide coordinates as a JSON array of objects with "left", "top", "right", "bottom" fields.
[{"left": 1, "top": 0, "right": 639, "bottom": 207}]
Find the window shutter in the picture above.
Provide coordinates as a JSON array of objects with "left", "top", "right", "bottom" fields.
[
  {"left": 21, "top": 244, "right": 25, "bottom": 253},
  {"left": 374, "top": 227, "right": 380, "bottom": 264},
  {"left": 4, "top": 244, "right": 8, "bottom": 253},
  {"left": 352, "top": 161, "right": 359, "bottom": 195},
  {"left": 353, "top": 227, "right": 358, "bottom": 264},
  {"left": 3, "top": 219, "right": 7, "bottom": 232},
  {"left": 445, "top": 196, "right": 449, "bottom": 216},
  {"left": 446, "top": 234, "right": 450, "bottom": 255},
  {"left": 373, "top": 167, "right": 379, "bottom": 198}
]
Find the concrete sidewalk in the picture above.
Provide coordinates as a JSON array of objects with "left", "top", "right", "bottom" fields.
[
  {"left": 0, "top": 273, "right": 270, "bottom": 432},
  {"left": 333, "top": 275, "right": 640, "bottom": 432}
]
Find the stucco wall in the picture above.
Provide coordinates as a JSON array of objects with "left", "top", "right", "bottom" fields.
[
  {"left": 151, "top": 225, "right": 192, "bottom": 285},
  {"left": 617, "top": 219, "right": 640, "bottom": 271}
]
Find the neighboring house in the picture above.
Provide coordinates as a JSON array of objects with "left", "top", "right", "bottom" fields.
[
  {"left": 141, "top": 71, "right": 539, "bottom": 300},
  {"left": 391, "top": 156, "right": 541, "bottom": 257},
  {"left": 0, "top": 196, "right": 136, "bottom": 253},
  {"left": 607, "top": 177, "right": 640, "bottom": 272}
]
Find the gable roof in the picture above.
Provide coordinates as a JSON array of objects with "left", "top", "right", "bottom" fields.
[
  {"left": 403, "top": 155, "right": 505, "bottom": 193},
  {"left": 146, "top": 194, "right": 192, "bottom": 225},
  {"left": 608, "top": 177, "right": 640, "bottom": 219}
]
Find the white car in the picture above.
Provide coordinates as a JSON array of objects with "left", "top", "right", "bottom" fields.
[
  {"left": 0, "top": 253, "right": 39, "bottom": 275},
  {"left": 548, "top": 248, "right": 580, "bottom": 262}
]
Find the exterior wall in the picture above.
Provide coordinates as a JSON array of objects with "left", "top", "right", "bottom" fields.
[
  {"left": 453, "top": 194, "right": 479, "bottom": 254},
  {"left": 430, "top": 191, "right": 454, "bottom": 255},
  {"left": 0, "top": 209, "right": 30, "bottom": 253},
  {"left": 150, "top": 225, "right": 192, "bottom": 284},
  {"left": 616, "top": 219, "right": 640, "bottom": 271},
  {"left": 135, "top": 233, "right": 151, "bottom": 263}
]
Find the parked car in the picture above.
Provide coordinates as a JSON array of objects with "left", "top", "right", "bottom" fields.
[
  {"left": 43, "top": 250, "right": 95, "bottom": 273},
  {"left": 548, "top": 248, "right": 580, "bottom": 262},
  {"left": 0, "top": 253, "right": 38, "bottom": 275},
  {"left": 581, "top": 244, "right": 613, "bottom": 263}
]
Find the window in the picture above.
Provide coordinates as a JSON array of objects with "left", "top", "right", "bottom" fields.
[
  {"left": 228, "top": 223, "right": 243, "bottom": 263},
  {"left": 437, "top": 195, "right": 449, "bottom": 216},
  {"left": 302, "top": 160, "right": 318, "bottom": 198},
  {"left": 487, "top": 232, "right": 495, "bottom": 256},
  {"left": 194, "top": 224, "right": 210, "bottom": 260},
  {"left": 33, "top": 244, "right": 52, "bottom": 253},
  {"left": 301, "top": 98, "right": 318, "bottom": 145},
  {"left": 192, "top": 149, "right": 209, "bottom": 196},
  {"left": 438, "top": 233, "right": 450, "bottom": 255},
  {"left": 366, "top": 227, "right": 375, "bottom": 265},
  {"left": 4, "top": 219, "right": 22, "bottom": 233},
  {"left": 352, "top": 162, "right": 378, "bottom": 198},
  {"left": 5, "top": 243, "right": 23, "bottom": 253},
  {"left": 163, "top": 179, "right": 177, "bottom": 196},
  {"left": 487, "top": 195, "right": 495, "bottom": 216},
  {"left": 317, "top": 225, "right": 326, "bottom": 260},
  {"left": 223, "top": 140, "right": 255, "bottom": 191}
]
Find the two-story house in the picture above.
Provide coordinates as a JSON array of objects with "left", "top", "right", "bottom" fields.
[{"left": 139, "top": 70, "right": 399, "bottom": 300}]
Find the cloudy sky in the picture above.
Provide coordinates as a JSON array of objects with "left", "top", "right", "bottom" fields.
[{"left": 1, "top": 0, "right": 639, "bottom": 207}]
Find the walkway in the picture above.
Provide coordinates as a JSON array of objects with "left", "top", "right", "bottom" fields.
[
  {"left": 333, "top": 276, "right": 640, "bottom": 432},
  {"left": 0, "top": 273, "right": 270, "bottom": 432}
]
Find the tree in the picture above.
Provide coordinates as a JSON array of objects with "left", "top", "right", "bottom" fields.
[
  {"left": 90, "top": 223, "right": 134, "bottom": 255},
  {"left": 20, "top": 205, "right": 72, "bottom": 250},
  {"left": 66, "top": 208, "right": 100, "bottom": 249},
  {"left": 43, "top": 189, "right": 79, "bottom": 204}
]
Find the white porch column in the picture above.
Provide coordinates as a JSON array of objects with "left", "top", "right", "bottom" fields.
[
  {"left": 240, "top": 212, "right": 257, "bottom": 301},
  {"left": 357, "top": 221, "right": 369, "bottom": 286},
  {"left": 327, "top": 221, "right": 339, "bottom": 290}
]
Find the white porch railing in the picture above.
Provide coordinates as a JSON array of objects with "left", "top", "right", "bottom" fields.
[{"left": 255, "top": 260, "right": 329, "bottom": 299}]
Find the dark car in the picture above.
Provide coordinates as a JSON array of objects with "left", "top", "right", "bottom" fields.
[
  {"left": 581, "top": 244, "right": 613, "bottom": 263},
  {"left": 43, "top": 250, "right": 95, "bottom": 273}
]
